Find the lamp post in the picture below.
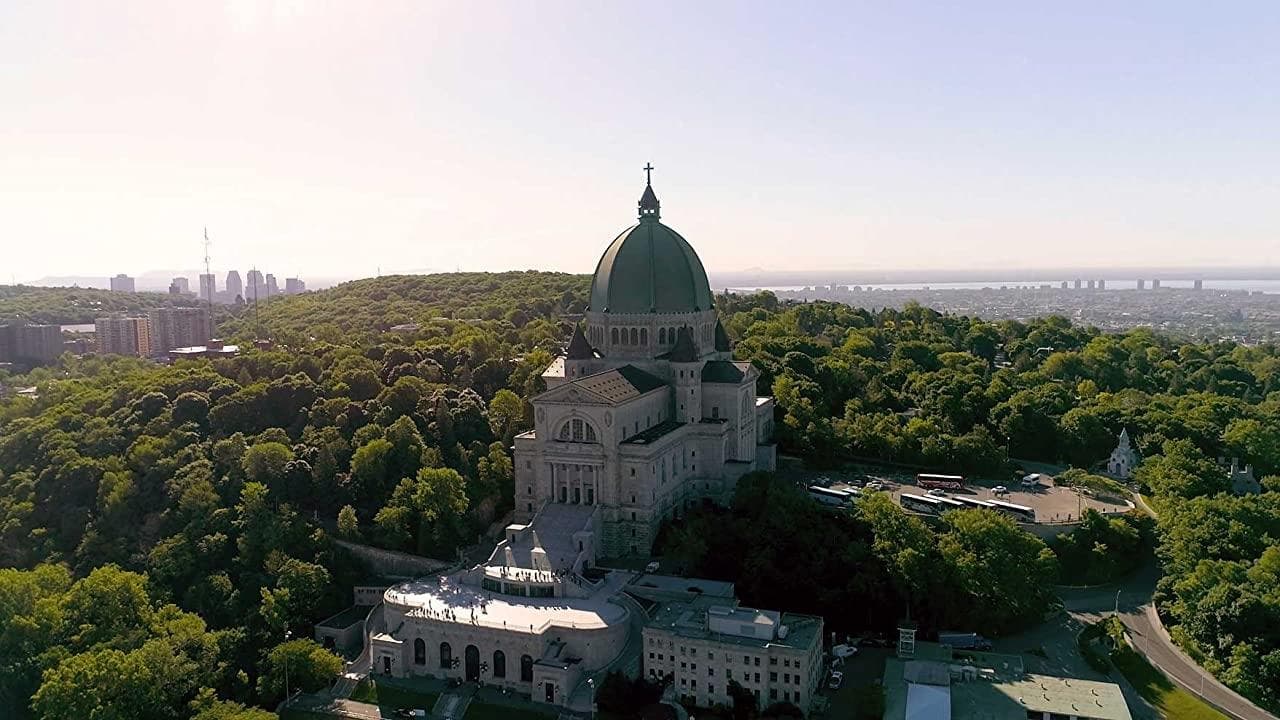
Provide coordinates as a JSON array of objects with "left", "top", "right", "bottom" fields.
[
  {"left": 587, "top": 677, "right": 595, "bottom": 720},
  {"left": 283, "top": 630, "right": 293, "bottom": 701},
  {"left": 1115, "top": 589, "right": 1122, "bottom": 616}
]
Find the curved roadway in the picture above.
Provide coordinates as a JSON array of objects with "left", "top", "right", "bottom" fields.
[{"left": 1058, "top": 563, "right": 1277, "bottom": 720}]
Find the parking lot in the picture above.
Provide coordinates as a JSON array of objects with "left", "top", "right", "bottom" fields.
[
  {"left": 814, "top": 645, "right": 889, "bottom": 718},
  {"left": 800, "top": 467, "right": 1132, "bottom": 524}
]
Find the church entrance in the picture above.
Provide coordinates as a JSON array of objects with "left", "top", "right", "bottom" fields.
[{"left": 465, "top": 644, "right": 480, "bottom": 682}]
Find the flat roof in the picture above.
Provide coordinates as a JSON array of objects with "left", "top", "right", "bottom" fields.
[
  {"left": 883, "top": 643, "right": 1131, "bottom": 720},
  {"left": 630, "top": 573, "right": 735, "bottom": 598},
  {"left": 317, "top": 604, "right": 372, "bottom": 629},
  {"left": 645, "top": 596, "right": 821, "bottom": 653},
  {"left": 954, "top": 673, "right": 1132, "bottom": 720},
  {"left": 384, "top": 572, "right": 630, "bottom": 635},
  {"left": 623, "top": 420, "right": 684, "bottom": 445}
]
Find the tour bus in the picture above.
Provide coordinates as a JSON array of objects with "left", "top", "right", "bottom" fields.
[
  {"left": 953, "top": 496, "right": 998, "bottom": 511},
  {"left": 808, "top": 485, "right": 858, "bottom": 508},
  {"left": 916, "top": 473, "right": 965, "bottom": 491},
  {"left": 986, "top": 498, "right": 1036, "bottom": 522},
  {"left": 899, "top": 494, "right": 964, "bottom": 516}
]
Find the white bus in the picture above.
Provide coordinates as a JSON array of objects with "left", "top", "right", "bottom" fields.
[
  {"left": 808, "top": 485, "right": 857, "bottom": 508},
  {"left": 916, "top": 473, "right": 965, "bottom": 490},
  {"left": 953, "top": 496, "right": 998, "bottom": 511},
  {"left": 899, "top": 494, "right": 964, "bottom": 516},
  {"left": 986, "top": 498, "right": 1036, "bottom": 522}
]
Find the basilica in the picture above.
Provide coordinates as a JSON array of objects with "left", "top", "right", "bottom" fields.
[
  {"left": 512, "top": 172, "right": 777, "bottom": 556},
  {"left": 367, "top": 175, "right": 811, "bottom": 714}
]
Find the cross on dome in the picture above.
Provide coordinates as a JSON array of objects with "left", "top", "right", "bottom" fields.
[{"left": 638, "top": 162, "right": 660, "bottom": 221}]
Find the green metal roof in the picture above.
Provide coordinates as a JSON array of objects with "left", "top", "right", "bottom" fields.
[{"left": 589, "top": 213, "right": 713, "bottom": 314}]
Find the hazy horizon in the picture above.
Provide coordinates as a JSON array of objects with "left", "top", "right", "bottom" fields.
[{"left": 4, "top": 2, "right": 1279, "bottom": 281}]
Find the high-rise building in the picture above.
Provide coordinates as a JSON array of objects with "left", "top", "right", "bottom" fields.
[
  {"left": 1097, "top": 279, "right": 1106, "bottom": 290},
  {"left": 169, "top": 276, "right": 190, "bottom": 295},
  {"left": 148, "top": 307, "right": 211, "bottom": 354},
  {"left": 225, "top": 271, "right": 243, "bottom": 301},
  {"left": 1073, "top": 279, "right": 1081, "bottom": 289},
  {"left": 95, "top": 316, "right": 152, "bottom": 357},
  {"left": 110, "top": 274, "right": 136, "bottom": 293},
  {"left": 266, "top": 273, "right": 279, "bottom": 299},
  {"left": 285, "top": 277, "right": 306, "bottom": 295},
  {"left": 200, "top": 273, "right": 217, "bottom": 302},
  {"left": 1137, "top": 279, "right": 1145, "bottom": 290},
  {"left": 1086, "top": 279, "right": 1095, "bottom": 289},
  {"left": 1152, "top": 279, "right": 1161, "bottom": 289},
  {"left": 1193, "top": 279, "right": 1203, "bottom": 290},
  {"left": 246, "top": 269, "right": 265, "bottom": 303},
  {"left": 1059, "top": 281, "right": 1068, "bottom": 289},
  {"left": 0, "top": 323, "right": 64, "bottom": 365}
]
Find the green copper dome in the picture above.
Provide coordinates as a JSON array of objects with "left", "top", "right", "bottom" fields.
[{"left": 589, "top": 182, "right": 714, "bottom": 314}]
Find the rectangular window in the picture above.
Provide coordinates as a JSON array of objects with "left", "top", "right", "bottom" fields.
[
  {"left": 770, "top": 657, "right": 778, "bottom": 666},
  {"left": 784, "top": 673, "right": 790, "bottom": 683},
  {"left": 691, "top": 680, "right": 697, "bottom": 690},
  {"left": 708, "top": 668, "right": 714, "bottom": 676},
  {"left": 784, "top": 659, "right": 790, "bottom": 668},
  {"left": 743, "top": 655, "right": 749, "bottom": 664},
  {"left": 770, "top": 689, "right": 777, "bottom": 700},
  {"left": 709, "top": 685, "right": 715, "bottom": 695},
  {"left": 754, "top": 673, "right": 760, "bottom": 683},
  {"left": 754, "top": 657, "right": 761, "bottom": 667},
  {"left": 770, "top": 672, "right": 777, "bottom": 682}
]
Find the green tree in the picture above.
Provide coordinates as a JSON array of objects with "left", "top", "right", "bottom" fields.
[
  {"left": 255, "top": 639, "right": 342, "bottom": 704},
  {"left": 337, "top": 504, "right": 360, "bottom": 540}
]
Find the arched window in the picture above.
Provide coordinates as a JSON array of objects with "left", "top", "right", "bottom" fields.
[
  {"left": 630, "top": 328, "right": 639, "bottom": 345},
  {"left": 493, "top": 650, "right": 506, "bottom": 678},
  {"left": 521, "top": 654, "right": 534, "bottom": 682},
  {"left": 557, "top": 418, "right": 598, "bottom": 444},
  {"left": 640, "top": 328, "right": 648, "bottom": 345},
  {"left": 659, "top": 327, "right": 666, "bottom": 344},
  {"left": 440, "top": 642, "right": 452, "bottom": 669},
  {"left": 414, "top": 638, "right": 426, "bottom": 665},
  {"left": 669, "top": 327, "right": 676, "bottom": 343},
  {"left": 611, "top": 328, "right": 618, "bottom": 345}
]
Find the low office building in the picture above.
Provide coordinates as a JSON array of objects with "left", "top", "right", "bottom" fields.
[
  {"left": 642, "top": 593, "right": 824, "bottom": 714},
  {"left": 883, "top": 642, "right": 1132, "bottom": 720}
]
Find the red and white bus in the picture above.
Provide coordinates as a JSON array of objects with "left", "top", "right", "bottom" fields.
[{"left": 916, "top": 473, "right": 965, "bottom": 491}]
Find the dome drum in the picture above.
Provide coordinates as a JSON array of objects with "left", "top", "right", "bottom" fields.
[{"left": 585, "top": 309, "right": 719, "bottom": 360}]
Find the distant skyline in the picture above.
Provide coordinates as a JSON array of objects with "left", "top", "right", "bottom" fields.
[{"left": 4, "top": 2, "right": 1279, "bottom": 281}]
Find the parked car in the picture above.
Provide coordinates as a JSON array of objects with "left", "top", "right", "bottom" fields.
[
  {"left": 1021, "top": 474, "right": 1042, "bottom": 488},
  {"left": 926, "top": 488, "right": 948, "bottom": 497},
  {"left": 832, "top": 644, "right": 858, "bottom": 658},
  {"left": 828, "top": 671, "right": 844, "bottom": 689},
  {"left": 865, "top": 481, "right": 884, "bottom": 491},
  {"left": 644, "top": 561, "right": 660, "bottom": 573},
  {"left": 992, "top": 485, "right": 1008, "bottom": 495}
]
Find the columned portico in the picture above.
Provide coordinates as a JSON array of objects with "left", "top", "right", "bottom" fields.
[{"left": 549, "top": 461, "right": 603, "bottom": 506}]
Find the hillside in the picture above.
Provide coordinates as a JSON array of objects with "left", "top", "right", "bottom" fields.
[{"left": 0, "top": 285, "right": 206, "bottom": 325}]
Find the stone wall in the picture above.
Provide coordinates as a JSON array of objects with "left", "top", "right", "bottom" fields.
[{"left": 335, "top": 539, "right": 452, "bottom": 579}]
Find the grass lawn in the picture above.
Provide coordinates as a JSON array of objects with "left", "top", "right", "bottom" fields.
[
  {"left": 1110, "top": 645, "right": 1230, "bottom": 720},
  {"left": 349, "top": 678, "right": 439, "bottom": 710}
]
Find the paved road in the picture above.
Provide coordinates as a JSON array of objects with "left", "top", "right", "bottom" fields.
[{"left": 1058, "top": 563, "right": 1277, "bottom": 720}]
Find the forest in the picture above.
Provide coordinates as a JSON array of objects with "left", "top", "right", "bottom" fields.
[{"left": 0, "top": 272, "right": 1277, "bottom": 716}]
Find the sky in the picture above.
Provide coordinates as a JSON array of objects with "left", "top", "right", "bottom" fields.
[{"left": 2, "top": 1, "right": 1279, "bottom": 284}]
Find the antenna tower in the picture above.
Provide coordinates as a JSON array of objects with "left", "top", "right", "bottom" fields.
[{"left": 203, "top": 228, "right": 214, "bottom": 338}]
